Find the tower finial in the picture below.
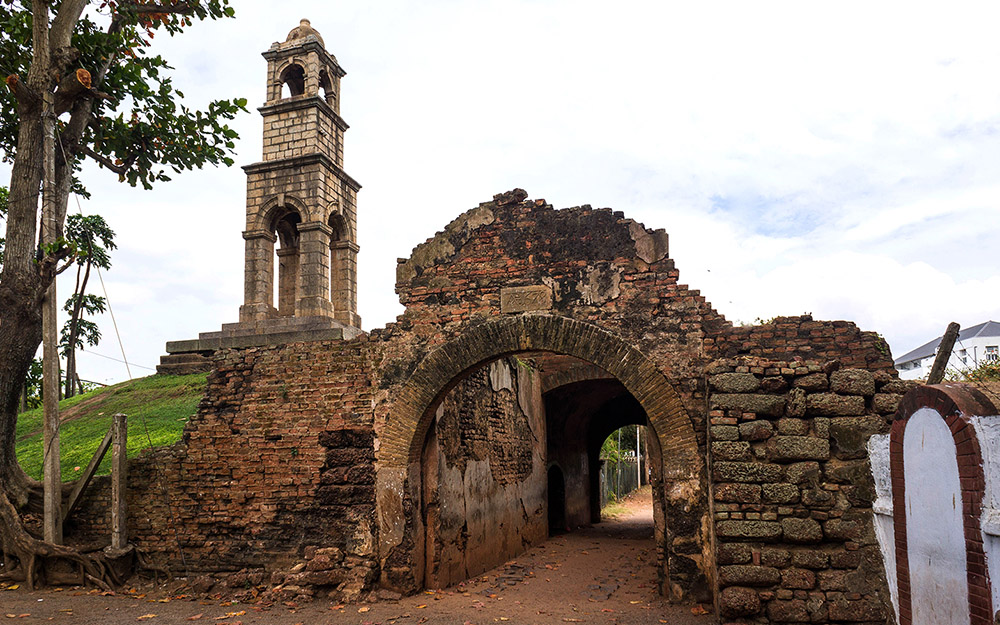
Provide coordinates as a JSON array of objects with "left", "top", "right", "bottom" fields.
[{"left": 286, "top": 18, "right": 324, "bottom": 47}]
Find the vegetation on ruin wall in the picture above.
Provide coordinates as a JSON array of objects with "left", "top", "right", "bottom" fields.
[{"left": 15, "top": 373, "right": 205, "bottom": 481}]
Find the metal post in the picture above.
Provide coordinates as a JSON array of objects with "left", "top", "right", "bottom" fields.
[
  {"left": 636, "top": 425, "right": 641, "bottom": 489},
  {"left": 616, "top": 429, "right": 621, "bottom": 498},
  {"left": 110, "top": 413, "right": 128, "bottom": 550},
  {"left": 41, "top": 89, "right": 62, "bottom": 545}
]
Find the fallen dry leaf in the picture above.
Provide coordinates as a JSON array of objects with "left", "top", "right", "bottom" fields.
[
  {"left": 416, "top": 604, "right": 427, "bottom": 609},
  {"left": 187, "top": 614, "right": 203, "bottom": 621},
  {"left": 4, "top": 585, "right": 18, "bottom": 591},
  {"left": 691, "top": 604, "right": 710, "bottom": 615},
  {"left": 137, "top": 615, "right": 157, "bottom": 620},
  {"left": 357, "top": 607, "right": 370, "bottom": 613}
]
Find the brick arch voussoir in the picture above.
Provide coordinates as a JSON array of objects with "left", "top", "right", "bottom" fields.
[{"left": 380, "top": 314, "right": 699, "bottom": 478}]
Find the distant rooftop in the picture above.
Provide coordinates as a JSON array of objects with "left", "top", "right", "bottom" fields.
[{"left": 894, "top": 320, "right": 1000, "bottom": 365}]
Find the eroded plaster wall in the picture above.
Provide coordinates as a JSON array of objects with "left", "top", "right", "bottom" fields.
[
  {"left": 972, "top": 415, "right": 1000, "bottom": 614},
  {"left": 421, "top": 358, "right": 547, "bottom": 588},
  {"left": 866, "top": 433, "right": 897, "bottom": 621}
]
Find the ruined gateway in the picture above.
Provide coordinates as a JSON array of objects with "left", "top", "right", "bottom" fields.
[{"left": 72, "top": 21, "right": 909, "bottom": 624}]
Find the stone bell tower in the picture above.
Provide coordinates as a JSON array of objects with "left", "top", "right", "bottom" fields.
[
  {"left": 240, "top": 19, "right": 361, "bottom": 328},
  {"left": 157, "top": 20, "right": 362, "bottom": 374}
]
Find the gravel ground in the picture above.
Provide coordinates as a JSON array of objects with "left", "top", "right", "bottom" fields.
[{"left": 0, "top": 488, "right": 715, "bottom": 624}]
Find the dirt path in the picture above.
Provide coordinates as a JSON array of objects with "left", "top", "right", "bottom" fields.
[{"left": 0, "top": 487, "right": 715, "bottom": 624}]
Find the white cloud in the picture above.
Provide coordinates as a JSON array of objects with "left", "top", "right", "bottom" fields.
[{"left": 4, "top": 0, "right": 1000, "bottom": 383}]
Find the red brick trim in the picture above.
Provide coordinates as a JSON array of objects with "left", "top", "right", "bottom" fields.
[{"left": 890, "top": 384, "right": 998, "bottom": 625}]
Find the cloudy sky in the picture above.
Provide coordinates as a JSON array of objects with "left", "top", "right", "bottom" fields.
[{"left": 5, "top": 0, "right": 1000, "bottom": 384}]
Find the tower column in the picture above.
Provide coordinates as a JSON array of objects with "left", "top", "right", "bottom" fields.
[
  {"left": 331, "top": 240, "right": 361, "bottom": 327},
  {"left": 276, "top": 246, "right": 300, "bottom": 317},
  {"left": 295, "top": 221, "right": 335, "bottom": 318},
  {"left": 240, "top": 229, "right": 277, "bottom": 322}
]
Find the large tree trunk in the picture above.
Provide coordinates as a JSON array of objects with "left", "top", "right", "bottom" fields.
[
  {"left": 0, "top": 0, "right": 101, "bottom": 588},
  {"left": 0, "top": 64, "right": 47, "bottom": 509}
]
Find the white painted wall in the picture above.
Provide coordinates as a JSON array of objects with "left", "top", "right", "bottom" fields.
[
  {"left": 972, "top": 415, "right": 1000, "bottom": 615},
  {"left": 867, "top": 433, "right": 898, "bottom": 621},
  {"left": 904, "top": 407, "right": 970, "bottom": 625}
]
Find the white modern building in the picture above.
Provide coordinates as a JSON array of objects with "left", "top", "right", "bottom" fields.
[{"left": 894, "top": 320, "right": 1000, "bottom": 380}]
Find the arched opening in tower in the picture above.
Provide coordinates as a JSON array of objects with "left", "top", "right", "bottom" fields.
[
  {"left": 280, "top": 63, "right": 305, "bottom": 98},
  {"left": 319, "top": 69, "right": 336, "bottom": 107}
]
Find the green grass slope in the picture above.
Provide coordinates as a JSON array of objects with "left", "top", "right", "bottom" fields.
[{"left": 16, "top": 373, "right": 207, "bottom": 481}]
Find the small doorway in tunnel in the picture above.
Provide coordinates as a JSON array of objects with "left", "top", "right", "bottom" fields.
[
  {"left": 599, "top": 425, "right": 648, "bottom": 514},
  {"left": 547, "top": 465, "right": 567, "bottom": 536}
]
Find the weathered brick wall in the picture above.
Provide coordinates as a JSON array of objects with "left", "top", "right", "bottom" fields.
[
  {"left": 709, "top": 356, "right": 912, "bottom": 623},
  {"left": 70, "top": 339, "right": 380, "bottom": 599},
  {"left": 380, "top": 191, "right": 729, "bottom": 438},
  {"left": 711, "top": 316, "right": 895, "bottom": 373},
  {"left": 422, "top": 358, "right": 546, "bottom": 588}
]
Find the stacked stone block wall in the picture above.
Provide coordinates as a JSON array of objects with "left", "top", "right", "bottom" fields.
[{"left": 709, "top": 356, "right": 911, "bottom": 623}]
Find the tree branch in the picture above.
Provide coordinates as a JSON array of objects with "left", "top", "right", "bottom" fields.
[
  {"left": 5, "top": 75, "right": 40, "bottom": 110},
  {"left": 79, "top": 145, "right": 136, "bottom": 176},
  {"left": 125, "top": 2, "right": 196, "bottom": 15},
  {"left": 50, "top": 0, "right": 90, "bottom": 52},
  {"left": 53, "top": 69, "right": 92, "bottom": 116}
]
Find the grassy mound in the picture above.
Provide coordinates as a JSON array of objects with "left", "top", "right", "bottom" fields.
[{"left": 15, "top": 373, "right": 207, "bottom": 481}]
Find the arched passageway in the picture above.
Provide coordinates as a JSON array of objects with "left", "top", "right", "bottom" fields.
[
  {"left": 416, "top": 354, "right": 665, "bottom": 589},
  {"left": 376, "top": 315, "right": 710, "bottom": 602}
]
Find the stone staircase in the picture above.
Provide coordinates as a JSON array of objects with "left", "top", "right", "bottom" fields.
[{"left": 157, "top": 316, "right": 363, "bottom": 375}]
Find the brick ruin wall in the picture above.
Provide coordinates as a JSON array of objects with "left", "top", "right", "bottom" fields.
[
  {"left": 67, "top": 193, "right": 904, "bottom": 619},
  {"left": 71, "top": 338, "right": 381, "bottom": 601}
]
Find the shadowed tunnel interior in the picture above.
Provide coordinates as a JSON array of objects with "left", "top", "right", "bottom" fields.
[{"left": 418, "top": 352, "right": 659, "bottom": 589}]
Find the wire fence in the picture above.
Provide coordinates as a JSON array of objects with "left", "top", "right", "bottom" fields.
[{"left": 599, "top": 454, "right": 645, "bottom": 509}]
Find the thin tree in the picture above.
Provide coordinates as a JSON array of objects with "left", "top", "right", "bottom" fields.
[
  {"left": 60, "top": 214, "right": 115, "bottom": 398},
  {"left": 0, "top": 0, "right": 243, "bottom": 588}
]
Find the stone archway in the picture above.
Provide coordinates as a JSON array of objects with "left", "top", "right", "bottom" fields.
[{"left": 376, "top": 314, "right": 709, "bottom": 602}]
